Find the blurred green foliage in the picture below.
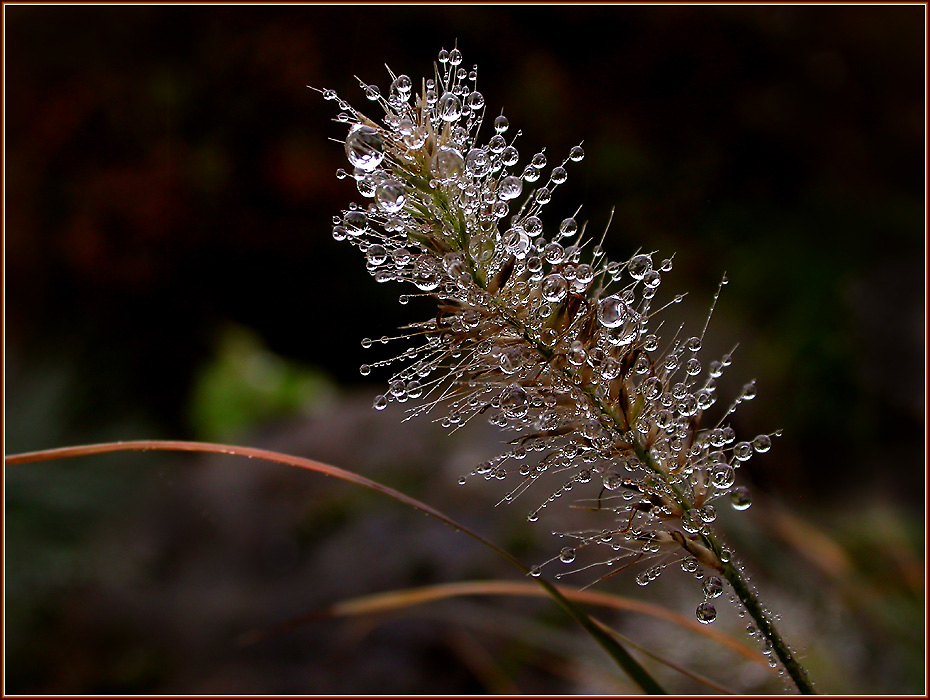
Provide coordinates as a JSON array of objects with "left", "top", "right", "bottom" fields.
[{"left": 188, "top": 325, "right": 335, "bottom": 441}]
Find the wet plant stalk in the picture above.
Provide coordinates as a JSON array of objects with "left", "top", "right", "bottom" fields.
[{"left": 717, "top": 555, "right": 816, "bottom": 694}]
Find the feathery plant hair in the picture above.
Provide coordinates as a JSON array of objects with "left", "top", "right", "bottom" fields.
[{"left": 319, "top": 46, "right": 815, "bottom": 693}]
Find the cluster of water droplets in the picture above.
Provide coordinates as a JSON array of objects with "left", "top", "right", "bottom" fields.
[{"left": 323, "top": 47, "right": 778, "bottom": 627}]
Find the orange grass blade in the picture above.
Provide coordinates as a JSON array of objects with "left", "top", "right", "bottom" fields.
[
  {"left": 6, "top": 440, "right": 668, "bottom": 693},
  {"left": 5, "top": 440, "right": 523, "bottom": 569},
  {"left": 245, "top": 579, "right": 767, "bottom": 667}
]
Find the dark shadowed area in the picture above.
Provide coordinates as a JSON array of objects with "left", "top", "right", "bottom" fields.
[{"left": 5, "top": 5, "right": 924, "bottom": 694}]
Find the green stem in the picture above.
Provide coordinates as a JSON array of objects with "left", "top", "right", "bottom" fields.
[
  {"left": 535, "top": 576, "right": 667, "bottom": 694},
  {"left": 713, "top": 543, "right": 817, "bottom": 694}
]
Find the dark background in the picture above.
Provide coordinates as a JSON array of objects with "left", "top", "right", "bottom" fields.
[{"left": 5, "top": 5, "right": 925, "bottom": 694}]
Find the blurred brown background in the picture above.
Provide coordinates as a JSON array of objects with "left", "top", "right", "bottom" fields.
[{"left": 5, "top": 5, "right": 924, "bottom": 694}]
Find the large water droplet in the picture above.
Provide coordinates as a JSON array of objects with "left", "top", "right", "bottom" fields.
[
  {"left": 366, "top": 244, "right": 387, "bottom": 266},
  {"left": 373, "top": 394, "right": 388, "bottom": 411},
  {"left": 628, "top": 254, "right": 653, "bottom": 280},
  {"left": 711, "top": 465, "right": 736, "bottom": 489},
  {"left": 730, "top": 486, "right": 752, "bottom": 510},
  {"left": 541, "top": 273, "right": 568, "bottom": 303},
  {"left": 499, "top": 347, "right": 523, "bottom": 375},
  {"left": 703, "top": 576, "right": 724, "bottom": 598},
  {"left": 696, "top": 601, "right": 717, "bottom": 624},
  {"left": 752, "top": 434, "right": 772, "bottom": 453},
  {"left": 437, "top": 92, "right": 462, "bottom": 122},
  {"left": 430, "top": 146, "right": 465, "bottom": 182},
  {"left": 500, "top": 383, "right": 529, "bottom": 418},
  {"left": 466, "top": 90, "right": 484, "bottom": 111},
  {"left": 498, "top": 175, "right": 523, "bottom": 201},
  {"left": 733, "top": 441, "right": 753, "bottom": 461},
  {"left": 642, "top": 376, "right": 662, "bottom": 400},
  {"left": 559, "top": 547, "right": 576, "bottom": 563},
  {"left": 345, "top": 125, "right": 384, "bottom": 172},
  {"left": 391, "top": 74, "right": 412, "bottom": 97},
  {"left": 501, "top": 146, "right": 519, "bottom": 167},
  {"left": 343, "top": 210, "right": 368, "bottom": 235},
  {"left": 375, "top": 180, "right": 406, "bottom": 213},
  {"left": 558, "top": 217, "right": 578, "bottom": 239},
  {"left": 598, "top": 296, "right": 631, "bottom": 328},
  {"left": 465, "top": 148, "right": 491, "bottom": 177}
]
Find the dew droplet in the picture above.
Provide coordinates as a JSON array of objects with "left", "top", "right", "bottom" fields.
[
  {"left": 529, "top": 564, "right": 542, "bottom": 577},
  {"left": 628, "top": 254, "right": 653, "bottom": 280},
  {"left": 711, "top": 465, "right": 736, "bottom": 489},
  {"left": 733, "top": 441, "right": 753, "bottom": 461},
  {"left": 498, "top": 175, "right": 523, "bottom": 201},
  {"left": 541, "top": 273, "right": 568, "bottom": 303},
  {"left": 569, "top": 145, "right": 584, "bottom": 162},
  {"left": 437, "top": 92, "right": 462, "bottom": 122},
  {"left": 345, "top": 124, "right": 384, "bottom": 172},
  {"left": 465, "top": 148, "right": 491, "bottom": 177},
  {"left": 752, "top": 434, "right": 772, "bottom": 453},
  {"left": 643, "top": 269, "right": 661, "bottom": 289},
  {"left": 500, "top": 383, "right": 529, "bottom": 418},
  {"left": 343, "top": 210, "right": 368, "bottom": 235},
  {"left": 373, "top": 394, "right": 388, "bottom": 411},
  {"left": 703, "top": 576, "right": 724, "bottom": 598},
  {"left": 466, "top": 90, "right": 485, "bottom": 111},
  {"left": 495, "top": 147, "right": 517, "bottom": 169},
  {"left": 559, "top": 547, "right": 576, "bottom": 564},
  {"left": 391, "top": 74, "right": 412, "bottom": 97},
  {"left": 366, "top": 243, "right": 388, "bottom": 266},
  {"left": 730, "top": 486, "right": 752, "bottom": 510},
  {"left": 696, "top": 601, "right": 717, "bottom": 624},
  {"left": 597, "top": 296, "right": 631, "bottom": 328},
  {"left": 430, "top": 146, "right": 465, "bottom": 182},
  {"left": 375, "top": 180, "right": 406, "bottom": 213}
]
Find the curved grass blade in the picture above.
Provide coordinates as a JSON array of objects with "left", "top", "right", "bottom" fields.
[
  {"left": 6, "top": 440, "right": 666, "bottom": 693},
  {"left": 240, "top": 579, "right": 767, "bottom": 667}
]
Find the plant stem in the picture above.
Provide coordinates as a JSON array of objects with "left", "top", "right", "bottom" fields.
[{"left": 716, "top": 551, "right": 816, "bottom": 694}]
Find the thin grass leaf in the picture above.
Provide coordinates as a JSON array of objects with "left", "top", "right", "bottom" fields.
[
  {"left": 5, "top": 439, "right": 665, "bottom": 693},
  {"left": 245, "top": 579, "right": 766, "bottom": 667}
]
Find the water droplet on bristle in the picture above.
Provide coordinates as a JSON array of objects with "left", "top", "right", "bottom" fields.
[
  {"left": 541, "top": 273, "right": 568, "bottom": 303},
  {"left": 375, "top": 180, "right": 406, "bottom": 213},
  {"left": 498, "top": 176, "right": 523, "bottom": 201},
  {"left": 752, "top": 434, "right": 772, "bottom": 453},
  {"left": 730, "top": 486, "right": 752, "bottom": 510},
  {"left": 345, "top": 125, "right": 384, "bottom": 172},
  {"left": 703, "top": 576, "right": 724, "bottom": 598},
  {"left": 628, "top": 254, "right": 653, "bottom": 280},
  {"left": 430, "top": 146, "right": 465, "bottom": 182},
  {"left": 598, "top": 296, "right": 631, "bottom": 328},
  {"left": 437, "top": 92, "right": 462, "bottom": 122},
  {"left": 696, "top": 601, "right": 717, "bottom": 624}
]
